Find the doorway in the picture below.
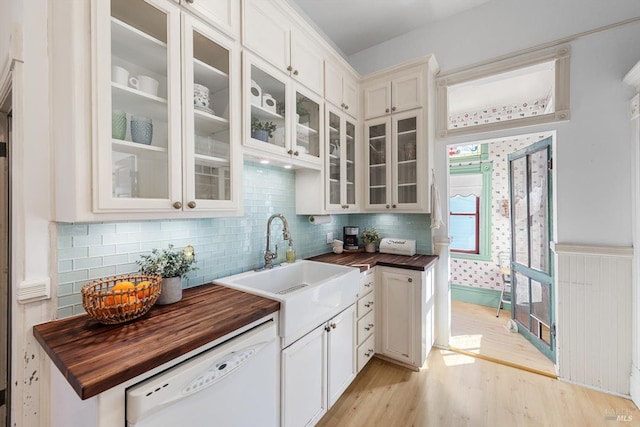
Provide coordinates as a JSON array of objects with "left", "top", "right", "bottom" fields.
[
  {"left": 447, "top": 132, "right": 555, "bottom": 375},
  {"left": 0, "top": 87, "right": 11, "bottom": 427}
]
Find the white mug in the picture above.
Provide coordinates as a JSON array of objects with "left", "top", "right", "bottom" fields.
[
  {"left": 111, "top": 65, "right": 129, "bottom": 85},
  {"left": 262, "top": 93, "right": 277, "bottom": 113},
  {"left": 129, "top": 75, "right": 159, "bottom": 96}
]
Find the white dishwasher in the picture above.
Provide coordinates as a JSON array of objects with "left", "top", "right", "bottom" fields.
[{"left": 126, "top": 319, "right": 279, "bottom": 427}]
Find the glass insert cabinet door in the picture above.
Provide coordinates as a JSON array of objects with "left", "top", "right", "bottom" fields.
[
  {"left": 182, "top": 14, "right": 233, "bottom": 206},
  {"left": 345, "top": 119, "right": 356, "bottom": 205},
  {"left": 366, "top": 118, "right": 390, "bottom": 208},
  {"left": 394, "top": 115, "right": 418, "bottom": 205},
  {"left": 248, "top": 63, "right": 287, "bottom": 151},
  {"left": 97, "top": 0, "right": 182, "bottom": 210},
  {"left": 295, "top": 90, "right": 321, "bottom": 162},
  {"left": 327, "top": 110, "right": 357, "bottom": 210},
  {"left": 328, "top": 111, "right": 341, "bottom": 206}
]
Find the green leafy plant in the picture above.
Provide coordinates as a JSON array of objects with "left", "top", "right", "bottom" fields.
[
  {"left": 360, "top": 227, "right": 381, "bottom": 244},
  {"left": 136, "top": 244, "right": 198, "bottom": 278},
  {"left": 251, "top": 117, "right": 277, "bottom": 138}
]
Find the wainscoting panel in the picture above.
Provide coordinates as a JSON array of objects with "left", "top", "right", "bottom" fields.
[{"left": 554, "top": 243, "right": 632, "bottom": 396}]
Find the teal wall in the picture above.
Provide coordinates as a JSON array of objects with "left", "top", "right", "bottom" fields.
[{"left": 56, "top": 161, "right": 432, "bottom": 318}]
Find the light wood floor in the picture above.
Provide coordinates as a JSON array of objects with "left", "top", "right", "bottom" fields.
[
  {"left": 317, "top": 351, "right": 639, "bottom": 427},
  {"left": 318, "top": 300, "right": 638, "bottom": 426},
  {"left": 450, "top": 300, "right": 556, "bottom": 377}
]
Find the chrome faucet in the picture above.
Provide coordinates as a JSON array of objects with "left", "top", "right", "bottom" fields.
[{"left": 263, "top": 213, "right": 291, "bottom": 269}]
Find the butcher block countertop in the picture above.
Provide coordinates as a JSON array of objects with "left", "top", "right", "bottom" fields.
[
  {"left": 33, "top": 283, "right": 280, "bottom": 400},
  {"left": 308, "top": 251, "right": 438, "bottom": 272}
]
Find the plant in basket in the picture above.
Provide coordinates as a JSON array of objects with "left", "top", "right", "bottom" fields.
[{"left": 136, "top": 244, "right": 198, "bottom": 305}]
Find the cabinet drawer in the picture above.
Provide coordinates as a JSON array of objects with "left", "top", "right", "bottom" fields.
[
  {"left": 357, "top": 333, "right": 375, "bottom": 372},
  {"left": 357, "top": 291, "right": 375, "bottom": 318},
  {"left": 357, "top": 310, "right": 375, "bottom": 345},
  {"left": 358, "top": 274, "right": 375, "bottom": 296}
]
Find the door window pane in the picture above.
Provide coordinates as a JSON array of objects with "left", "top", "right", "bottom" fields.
[
  {"left": 511, "top": 156, "right": 529, "bottom": 267},
  {"left": 529, "top": 149, "right": 549, "bottom": 272}
]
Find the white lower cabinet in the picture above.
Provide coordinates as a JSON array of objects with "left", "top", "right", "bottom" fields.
[
  {"left": 282, "top": 305, "right": 356, "bottom": 427},
  {"left": 356, "top": 269, "right": 376, "bottom": 372},
  {"left": 377, "top": 265, "right": 434, "bottom": 369}
]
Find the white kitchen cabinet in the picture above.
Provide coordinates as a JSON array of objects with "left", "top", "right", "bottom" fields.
[
  {"left": 243, "top": 0, "right": 324, "bottom": 95},
  {"left": 178, "top": 0, "right": 240, "bottom": 38},
  {"left": 363, "top": 66, "right": 424, "bottom": 120},
  {"left": 326, "top": 106, "right": 358, "bottom": 212},
  {"left": 364, "top": 109, "right": 428, "bottom": 212},
  {"left": 59, "top": 0, "right": 241, "bottom": 221},
  {"left": 282, "top": 305, "right": 356, "bottom": 427},
  {"left": 243, "top": 53, "right": 323, "bottom": 169},
  {"left": 377, "top": 265, "right": 434, "bottom": 369},
  {"left": 325, "top": 60, "right": 359, "bottom": 119},
  {"left": 356, "top": 269, "right": 376, "bottom": 372}
]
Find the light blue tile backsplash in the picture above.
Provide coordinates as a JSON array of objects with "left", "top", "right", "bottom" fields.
[{"left": 56, "top": 161, "right": 431, "bottom": 318}]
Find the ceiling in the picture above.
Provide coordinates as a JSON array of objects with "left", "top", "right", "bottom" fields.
[{"left": 287, "top": 0, "right": 494, "bottom": 56}]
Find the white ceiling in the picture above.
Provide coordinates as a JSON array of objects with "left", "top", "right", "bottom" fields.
[{"left": 287, "top": 0, "right": 494, "bottom": 56}]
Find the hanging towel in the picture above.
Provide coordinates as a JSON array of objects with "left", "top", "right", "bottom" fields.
[{"left": 430, "top": 180, "right": 444, "bottom": 230}]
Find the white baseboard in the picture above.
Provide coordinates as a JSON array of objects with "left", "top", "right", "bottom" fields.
[{"left": 631, "top": 364, "right": 640, "bottom": 407}]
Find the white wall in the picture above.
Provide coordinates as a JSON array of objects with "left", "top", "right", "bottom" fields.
[{"left": 349, "top": 0, "right": 640, "bottom": 74}]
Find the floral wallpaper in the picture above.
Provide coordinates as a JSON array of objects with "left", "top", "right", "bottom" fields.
[
  {"left": 450, "top": 133, "right": 551, "bottom": 291},
  {"left": 448, "top": 95, "right": 552, "bottom": 129}
]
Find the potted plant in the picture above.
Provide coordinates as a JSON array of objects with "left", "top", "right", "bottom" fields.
[
  {"left": 136, "top": 244, "right": 197, "bottom": 305},
  {"left": 251, "top": 117, "right": 277, "bottom": 142},
  {"left": 361, "top": 227, "right": 381, "bottom": 253}
]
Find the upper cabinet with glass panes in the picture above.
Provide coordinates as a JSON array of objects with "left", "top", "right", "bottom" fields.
[
  {"left": 90, "top": 0, "right": 241, "bottom": 218},
  {"left": 243, "top": 53, "right": 323, "bottom": 169}
]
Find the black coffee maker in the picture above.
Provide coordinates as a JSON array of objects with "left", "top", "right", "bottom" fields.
[{"left": 343, "top": 226, "right": 359, "bottom": 250}]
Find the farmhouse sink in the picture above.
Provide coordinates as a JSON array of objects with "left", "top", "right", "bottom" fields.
[{"left": 214, "top": 260, "right": 360, "bottom": 346}]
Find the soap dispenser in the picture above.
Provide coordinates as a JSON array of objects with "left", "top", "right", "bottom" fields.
[{"left": 286, "top": 239, "right": 296, "bottom": 263}]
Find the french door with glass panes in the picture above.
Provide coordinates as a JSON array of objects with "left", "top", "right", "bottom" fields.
[
  {"left": 364, "top": 110, "right": 425, "bottom": 211},
  {"left": 95, "top": 0, "right": 239, "bottom": 213},
  {"left": 326, "top": 107, "right": 357, "bottom": 212},
  {"left": 508, "top": 136, "right": 555, "bottom": 362}
]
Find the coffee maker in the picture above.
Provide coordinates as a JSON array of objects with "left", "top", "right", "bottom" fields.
[{"left": 343, "top": 226, "right": 359, "bottom": 250}]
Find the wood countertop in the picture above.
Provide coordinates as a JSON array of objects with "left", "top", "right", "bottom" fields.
[
  {"left": 33, "top": 283, "right": 280, "bottom": 400},
  {"left": 307, "top": 251, "right": 438, "bottom": 272}
]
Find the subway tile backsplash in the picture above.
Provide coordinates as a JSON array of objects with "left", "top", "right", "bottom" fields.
[{"left": 56, "top": 161, "right": 431, "bottom": 319}]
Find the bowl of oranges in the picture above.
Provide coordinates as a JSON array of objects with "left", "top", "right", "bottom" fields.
[{"left": 81, "top": 274, "right": 162, "bottom": 324}]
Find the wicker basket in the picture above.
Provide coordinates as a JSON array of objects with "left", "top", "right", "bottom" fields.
[{"left": 81, "top": 274, "right": 162, "bottom": 324}]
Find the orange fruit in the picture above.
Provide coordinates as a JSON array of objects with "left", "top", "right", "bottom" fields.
[{"left": 136, "top": 281, "right": 151, "bottom": 300}]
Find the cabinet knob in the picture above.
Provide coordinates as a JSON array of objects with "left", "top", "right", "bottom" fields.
[
  {"left": 186, "top": 0, "right": 194, "bottom": 3},
  {"left": 392, "top": 106, "right": 397, "bottom": 112},
  {"left": 364, "top": 282, "right": 372, "bottom": 288},
  {"left": 294, "top": 151, "right": 299, "bottom": 156},
  {"left": 385, "top": 108, "right": 390, "bottom": 113},
  {"left": 288, "top": 149, "right": 294, "bottom": 155},
  {"left": 187, "top": 201, "right": 196, "bottom": 209},
  {"left": 341, "top": 103, "right": 345, "bottom": 108},
  {"left": 365, "top": 350, "right": 374, "bottom": 357},
  {"left": 392, "top": 204, "right": 397, "bottom": 208},
  {"left": 325, "top": 325, "right": 331, "bottom": 332},
  {"left": 408, "top": 278, "right": 413, "bottom": 283},
  {"left": 287, "top": 65, "right": 293, "bottom": 72},
  {"left": 344, "top": 105, "right": 349, "bottom": 110},
  {"left": 386, "top": 204, "right": 390, "bottom": 209},
  {"left": 330, "top": 322, "right": 337, "bottom": 329},
  {"left": 173, "top": 201, "right": 182, "bottom": 209},
  {"left": 293, "top": 69, "right": 299, "bottom": 76},
  {"left": 365, "top": 301, "right": 374, "bottom": 308}
]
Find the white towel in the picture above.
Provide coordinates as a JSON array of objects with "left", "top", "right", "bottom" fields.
[{"left": 430, "top": 181, "right": 444, "bottom": 230}]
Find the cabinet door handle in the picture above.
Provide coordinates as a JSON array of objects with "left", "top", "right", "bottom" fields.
[
  {"left": 341, "top": 103, "right": 346, "bottom": 108},
  {"left": 325, "top": 325, "right": 331, "bottom": 332},
  {"left": 364, "top": 323, "right": 374, "bottom": 331},
  {"left": 186, "top": 0, "right": 194, "bottom": 3},
  {"left": 385, "top": 108, "right": 390, "bottom": 113},
  {"left": 364, "top": 282, "right": 372, "bottom": 288},
  {"left": 408, "top": 278, "right": 413, "bottom": 283},
  {"left": 391, "top": 106, "right": 397, "bottom": 112},
  {"left": 288, "top": 149, "right": 294, "bottom": 155},
  {"left": 365, "top": 350, "right": 374, "bottom": 357},
  {"left": 330, "top": 322, "right": 337, "bottom": 329},
  {"left": 392, "top": 204, "right": 397, "bottom": 208},
  {"left": 293, "top": 69, "right": 299, "bottom": 76},
  {"left": 187, "top": 201, "right": 196, "bottom": 209},
  {"left": 344, "top": 105, "right": 349, "bottom": 110},
  {"left": 173, "top": 201, "right": 182, "bottom": 209},
  {"left": 386, "top": 204, "right": 390, "bottom": 209},
  {"left": 294, "top": 151, "right": 299, "bottom": 156},
  {"left": 287, "top": 65, "right": 293, "bottom": 72},
  {"left": 365, "top": 301, "right": 374, "bottom": 308}
]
